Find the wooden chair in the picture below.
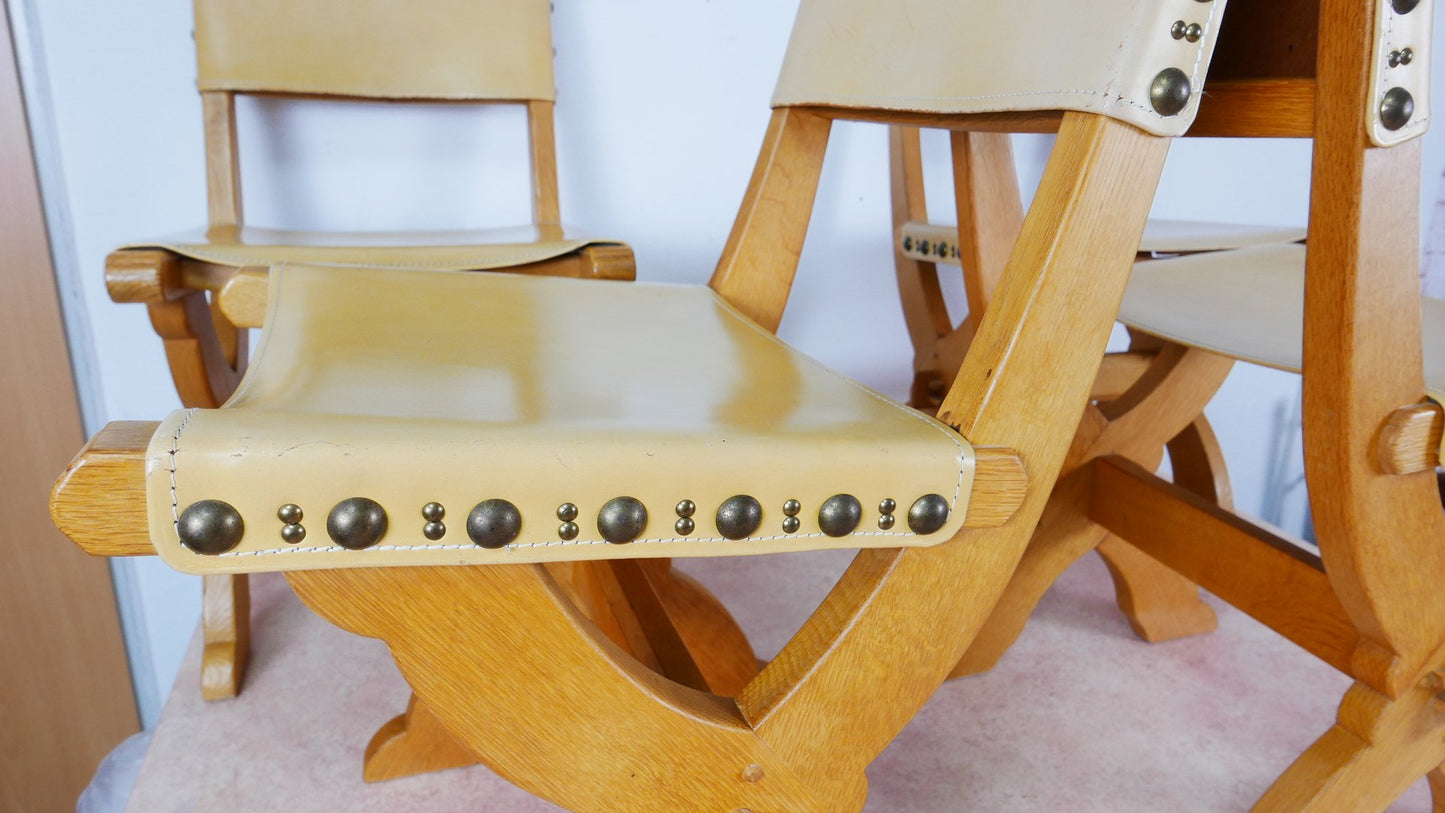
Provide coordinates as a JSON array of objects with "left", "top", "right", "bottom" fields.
[
  {"left": 104, "top": 0, "right": 636, "bottom": 703},
  {"left": 52, "top": 0, "right": 1244, "bottom": 807},
  {"left": 894, "top": 0, "right": 1445, "bottom": 808}
]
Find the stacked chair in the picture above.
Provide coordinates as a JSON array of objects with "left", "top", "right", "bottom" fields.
[
  {"left": 55, "top": 0, "right": 1443, "bottom": 808},
  {"left": 888, "top": 0, "right": 1445, "bottom": 809},
  {"left": 100, "top": 0, "right": 634, "bottom": 704}
]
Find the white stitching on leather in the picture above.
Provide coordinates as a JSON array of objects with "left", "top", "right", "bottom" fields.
[
  {"left": 1188, "top": 0, "right": 1221, "bottom": 88},
  {"left": 1371, "top": 0, "right": 1431, "bottom": 140},
  {"left": 217, "top": 528, "right": 919, "bottom": 559},
  {"left": 167, "top": 409, "right": 199, "bottom": 533}
]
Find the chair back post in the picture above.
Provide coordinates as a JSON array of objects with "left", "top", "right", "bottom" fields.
[
  {"left": 708, "top": 107, "right": 832, "bottom": 331},
  {"left": 200, "top": 90, "right": 241, "bottom": 229},
  {"left": 191, "top": 0, "right": 559, "bottom": 230},
  {"left": 1302, "top": 0, "right": 1445, "bottom": 696},
  {"left": 950, "top": 131, "right": 1023, "bottom": 317},
  {"left": 526, "top": 99, "right": 562, "bottom": 225}
]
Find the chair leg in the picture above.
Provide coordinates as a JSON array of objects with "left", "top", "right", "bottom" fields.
[
  {"left": 364, "top": 695, "right": 480, "bottom": 782},
  {"left": 360, "top": 559, "right": 759, "bottom": 782},
  {"left": 951, "top": 469, "right": 1105, "bottom": 677},
  {"left": 1095, "top": 534, "right": 1218, "bottom": 643},
  {"left": 1253, "top": 680, "right": 1445, "bottom": 812},
  {"left": 200, "top": 573, "right": 249, "bottom": 701},
  {"left": 1429, "top": 762, "right": 1445, "bottom": 813},
  {"left": 1093, "top": 416, "right": 1225, "bottom": 643}
]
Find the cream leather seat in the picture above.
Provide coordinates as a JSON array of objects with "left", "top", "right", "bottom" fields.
[
  {"left": 123, "top": 224, "right": 619, "bottom": 276},
  {"left": 1120, "top": 243, "right": 1445, "bottom": 416},
  {"left": 150, "top": 264, "right": 978, "bottom": 573}
]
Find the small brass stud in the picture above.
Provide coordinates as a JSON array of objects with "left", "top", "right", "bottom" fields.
[
  {"left": 818, "top": 494, "right": 862, "bottom": 538},
  {"left": 918, "top": 240, "right": 931, "bottom": 254},
  {"left": 281, "top": 523, "right": 306, "bottom": 544},
  {"left": 558, "top": 521, "right": 579, "bottom": 541},
  {"left": 716, "top": 495, "right": 763, "bottom": 540},
  {"left": 1149, "top": 67, "right": 1192, "bottom": 116},
  {"left": 598, "top": 497, "right": 648, "bottom": 544},
  {"left": 878, "top": 514, "right": 896, "bottom": 530},
  {"left": 1389, "top": 50, "right": 1402, "bottom": 68},
  {"left": 421, "top": 502, "right": 445, "bottom": 522},
  {"left": 557, "top": 502, "right": 579, "bottom": 522},
  {"left": 467, "top": 499, "right": 522, "bottom": 549},
  {"left": 675, "top": 517, "right": 695, "bottom": 535},
  {"left": 879, "top": 498, "right": 896, "bottom": 515},
  {"left": 782, "top": 499, "right": 801, "bottom": 517},
  {"left": 1401, "top": 47, "right": 1414, "bottom": 65},
  {"left": 902, "top": 236, "right": 913, "bottom": 251},
  {"left": 741, "top": 764, "right": 764, "bottom": 783},
  {"left": 1170, "top": 20, "right": 1187, "bottom": 39},
  {"left": 1381, "top": 87, "right": 1415, "bottom": 131},
  {"left": 1184, "top": 23, "right": 1202, "bottom": 42},
  {"left": 277, "top": 503, "right": 303, "bottom": 524},
  {"left": 1394, "top": 0, "right": 1421, "bottom": 14},
  {"left": 423, "top": 521, "right": 446, "bottom": 541},
  {"left": 782, "top": 516, "right": 801, "bottom": 534},
  {"left": 675, "top": 499, "right": 696, "bottom": 518},
  {"left": 907, "top": 494, "right": 950, "bottom": 535},
  {"left": 327, "top": 497, "right": 388, "bottom": 550}
]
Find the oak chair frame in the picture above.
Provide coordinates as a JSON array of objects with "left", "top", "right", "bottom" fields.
[
  {"left": 888, "top": 0, "right": 1445, "bottom": 808},
  {"left": 57, "top": 97, "right": 1173, "bottom": 806}
]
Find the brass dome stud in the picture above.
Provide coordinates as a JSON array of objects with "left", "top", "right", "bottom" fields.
[
  {"left": 907, "top": 494, "right": 950, "bottom": 535},
  {"left": 178, "top": 500, "right": 245, "bottom": 555},
  {"left": 715, "top": 495, "right": 762, "bottom": 540},
  {"left": 818, "top": 494, "right": 862, "bottom": 538},
  {"left": 327, "top": 497, "right": 388, "bottom": 550},
  {"left": 467, "top": 499, "right": 522, "bottom": 549},
  {"left": 1149, "top": 67, "right": 1191, "bottom": 116},
  {"left": 1381, "top": 87, "right": 1415, "bottom": 131},
  {"left": 597, "top": 497, "right": 648, "bottom": 544}
]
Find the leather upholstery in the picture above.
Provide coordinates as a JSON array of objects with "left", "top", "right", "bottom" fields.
[
  {"left": 1369, "top": 0, "right": 1432, "bottom": 147},
  {"left": 1118, "top": 243, "right": 1445, "bottom": 404},
  {"left": 193, "top": 0, "right": 556, "bottom": 101},
  {"left": 1136, "top": 220, "right": 1306, "bottom": 254},
  {"left": 123, "top": 224, "right": 614, "bottom": 272},
  {"left": 901, "top": 219, "right": 1306, "bottom": 265},
  {"left": 146, "top": 265, "right": 976, "bottom": 574},
  {"left": 772, "top": 0, "right": 1231, "bottom": 137}
]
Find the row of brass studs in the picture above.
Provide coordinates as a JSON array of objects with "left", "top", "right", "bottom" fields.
[
  {"left": 177, "top": 491, "right": 954, "bottom": 556},
  {"left": 1381, "top": 0, "right": 1421, "bottom": 130},
  {"left": 900, "top": 235, "right": 959, "bottom": 261},
  {"left": 1152, "top": 0, "right": 1215, "bottom": 118}
]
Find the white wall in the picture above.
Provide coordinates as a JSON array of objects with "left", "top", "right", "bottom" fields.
[{"left": 15, "top": 0, "right": 1445, "bottom": 723}]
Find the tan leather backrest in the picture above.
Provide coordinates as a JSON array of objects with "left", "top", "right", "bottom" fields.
[
  {"left": 772, "top": 0, "right": 1230, "bottom": 137},
  {"left": 194, "top": 0, "right": 556, "bottom": 101}
]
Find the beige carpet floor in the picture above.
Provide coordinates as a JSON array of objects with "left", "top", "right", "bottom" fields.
[{"left": 123, "top": 551, "right": 1431, "bottom": 811}]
